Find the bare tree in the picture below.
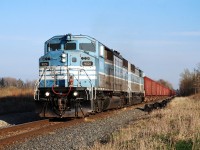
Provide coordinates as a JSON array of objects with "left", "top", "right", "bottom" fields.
[
  {"left": 17, "top": 79, "right": 24, "bottom": 88},
  {"left": 157, "top": 79, "right": 173, "bottom": 89},
  {"left": 0, "top": 77, "right": 36, "bottom": 89},
  {"left": 179, "top": 69, "right": 194, "bottom": 96},
  {"left": 197, "top": 63, "right": 200, "bottom": 71},
  {"left": 193, "top": 63, "right": 200, "bottom": 94},
  {"left": 0, "top": 78, "right": 5, "bottom": 87},
  {"left": 1, "top": 77, "right": 18, "bottom": 87},
  {"left": 23, "top": 80, "right": 36, "bottom": 89}
]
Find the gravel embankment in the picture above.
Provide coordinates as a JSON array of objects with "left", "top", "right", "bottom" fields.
[{"left": 6, "top": 108, "right": 147, "bottom": 150}]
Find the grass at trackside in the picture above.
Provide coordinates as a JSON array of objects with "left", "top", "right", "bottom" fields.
[
  {"left": 90, "top": 94, "right": 200, "bottom": 150},
  {"left": 0, "top": 87, "right": 33, "bottom": 98}
]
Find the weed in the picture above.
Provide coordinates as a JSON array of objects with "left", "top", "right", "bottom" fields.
[{"left": 175, "top": 140, "right": 193, "bottom": 150}]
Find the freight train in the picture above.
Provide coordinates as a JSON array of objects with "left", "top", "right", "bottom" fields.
[{"left": 34, "top": 34, "right": 175, "bottom": 117}]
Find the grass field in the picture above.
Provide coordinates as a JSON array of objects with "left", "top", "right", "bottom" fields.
[
  {"left": 90, "top": 94, "right": 200, "bottom": 150},
  {"left": 0, "top": 87, "right": 33, "bottom": 98}
]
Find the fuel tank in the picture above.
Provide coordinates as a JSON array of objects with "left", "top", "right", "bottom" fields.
[{"left": 102, "top": 96, "right": 122, "bottom": 110}]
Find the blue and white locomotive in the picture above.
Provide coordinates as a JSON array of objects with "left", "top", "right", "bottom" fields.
[{"left": 34, "top": 34, "right": 144, "bottom": 117}]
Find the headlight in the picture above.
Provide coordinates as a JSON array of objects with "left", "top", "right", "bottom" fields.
[
  {"left": 45, "top": 91, "right": 50, "bottom": 97},
  {"left": 61, "top": 58, "right": 66, "bottom": 63},
  {"left": 61, "top": 53, "right": 67, "bottom": 58},
  {"left": 73, "top": 91, "right": 78, "bottom": 97}
]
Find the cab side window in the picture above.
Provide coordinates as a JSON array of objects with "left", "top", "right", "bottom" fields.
[{"left": 79, "top": 43, "right": 96, "bottom": 52}]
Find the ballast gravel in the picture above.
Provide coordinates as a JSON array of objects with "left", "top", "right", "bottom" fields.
[{"left": 7, "top": 108, "right": 147, "bottom": 150}]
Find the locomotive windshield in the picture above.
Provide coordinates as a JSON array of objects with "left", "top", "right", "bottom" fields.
[
  {"left": 65, "top": 43, "right": 76, "bottom": 50},
  {"left": 45, "top": 35, "right": 96, "bottom": 53},
  {"left": 47, "top": 43, "right": 61, "bottom": 51},
  {"left": 47, "top": 42, "right": 77, "bottom": 52}
]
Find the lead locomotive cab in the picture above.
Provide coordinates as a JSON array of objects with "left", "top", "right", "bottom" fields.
[{"left": 34, "top": 34, "right": 145, "bottom": 118}]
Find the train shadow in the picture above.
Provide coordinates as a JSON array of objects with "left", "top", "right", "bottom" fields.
[
  {"left": 137, "top": 98, "right": 173, "bottom": 113},
  {"left": 0, "top": 95, "right": 39, "bottom": 126},
  {"left": 48, "top": 117, "right": 79, "bottom": 122},
  {"left": 0, "top": 112, "right": 42, "bottom": 126},
  {"left": 136, "top": 107, "right": 145, "bottom": 111}
]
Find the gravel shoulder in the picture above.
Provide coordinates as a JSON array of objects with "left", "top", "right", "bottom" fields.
[{"left": 5, "top": 107, "right": 148, "bottom": 150}]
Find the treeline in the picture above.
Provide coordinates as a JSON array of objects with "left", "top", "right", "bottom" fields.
[
  {"left": 179, "top": 63, "right": 200, "bottom": 96},
  {"left": 157, "top": 79, "right": 173, "bottom": 90},
  {"left": 0, "top": 77, "right": 36, "bottom": 89}
]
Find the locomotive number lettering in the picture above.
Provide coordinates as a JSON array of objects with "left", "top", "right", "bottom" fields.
[
  {"left": 82, "top": 61, "right": 93, "bottom": 66},
  {"left": 40, "top": 62, "right": 49, "bottom": 66}
]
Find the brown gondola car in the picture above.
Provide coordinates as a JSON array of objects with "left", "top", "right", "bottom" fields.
[{"left": 144, "top": 76, "right": 174, "bottom": 102}]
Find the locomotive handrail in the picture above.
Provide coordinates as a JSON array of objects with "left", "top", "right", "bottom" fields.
[
  {"left": 70, "top": 68, "right": 95, "bottom": 110},
  {"left": 79, "top": 69, "right": 93, "bottom": 87},
  {"left": 67, "top": 68, "right": 95, "bottom": 110},
  {"left": 71, "top": 74, "right": 81, "bottom": 87},
  {"left": 67, "top": 68, "right": 93, "bottom": 87},
  {"left": 127, "top": 85, "right": 131, "bottom": 94},
  {"left": 78, "top": 69, "right": 95, "bottom": 102},
  {"left": 63, "top": 68, "right": 93, "bottom": 101},
  {"left": 34, "top": 67, "right": 46, "bottom": 100}
]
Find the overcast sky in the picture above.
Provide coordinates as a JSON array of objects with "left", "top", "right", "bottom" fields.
[{"left": 1, "top": 0, "right": 200, "bottom": 89}]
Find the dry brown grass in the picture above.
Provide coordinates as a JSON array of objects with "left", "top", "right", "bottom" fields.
[
  {"left": 0, "top": 87, "right": 33, "bottom": 98},
  {"left": 89, "top": 95, "right": 200, "bottom": 150}
]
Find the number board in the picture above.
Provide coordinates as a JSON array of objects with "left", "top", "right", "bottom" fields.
[{"left": 82, "top": 61, "right": 93, "bottom": 66}]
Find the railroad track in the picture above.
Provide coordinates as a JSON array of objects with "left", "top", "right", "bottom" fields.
[
  {"left": 0, "top": 98, "right": 172, "bottom": 149},
  {"left": 0, "top": 119, "right": 60, "bottom": 149}
]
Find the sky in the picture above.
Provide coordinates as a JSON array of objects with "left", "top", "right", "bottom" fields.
[{"left": 0, "top": 0, "right": 200, "bottom": 89}]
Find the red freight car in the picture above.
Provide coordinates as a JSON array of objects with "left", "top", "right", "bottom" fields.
[{"left": 144, "top": 76, "right": 173, "bottom": 102}]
